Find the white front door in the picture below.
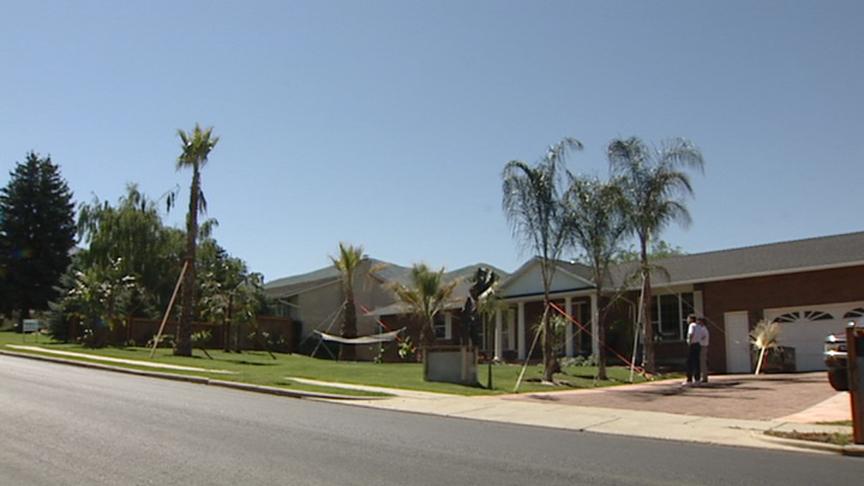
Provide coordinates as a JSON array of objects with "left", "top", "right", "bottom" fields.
[{"left": 724, "top": 311, "right": 751, "bottom": 373}]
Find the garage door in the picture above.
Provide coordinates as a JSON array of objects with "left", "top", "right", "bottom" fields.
[{"left": 764, "top": 302, "right": 864, "bottom": 371}]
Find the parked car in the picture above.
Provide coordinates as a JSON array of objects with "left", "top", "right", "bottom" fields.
[{"left": 824, "top": 332, "right": 848, "bottom": 391}]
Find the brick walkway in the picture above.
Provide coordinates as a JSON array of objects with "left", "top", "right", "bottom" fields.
[{"left": 507, "top": 372, "right": 843, "bottom": 421}]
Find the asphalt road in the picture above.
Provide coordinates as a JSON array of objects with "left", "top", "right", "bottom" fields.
[{"left": 0, "top": 356, "right": 859, "bottom": 485}]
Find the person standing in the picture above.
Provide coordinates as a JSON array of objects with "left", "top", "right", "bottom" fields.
[
  {"left": 683, "top": 314, "right": 701, "bottom": 386},
  {"left": 698, "top": 317, "right": 710, "bottom": 383}
]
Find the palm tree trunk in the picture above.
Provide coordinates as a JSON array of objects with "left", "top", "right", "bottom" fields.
[
  {"left": 339, "top": 288, "right": 357, "bottom": 361},
  {"left": 541, "top": 289, "right": 556, "bottom": 382},
  {"left": 639, "top": 238, "right": 655, "bottom": 373},
  {"left": 222, "top": 295, "right": 231, "bottom": 353},
  {"left": 595, "top": 285, "right": 607, "bottom": 380},
  {"left": 175, "top": 165, "right": 199, "bottom": 357}
]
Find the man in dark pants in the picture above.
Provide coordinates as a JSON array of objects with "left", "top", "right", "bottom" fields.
[{"left": 683, "top": 314, "right": 701, "bottom": 386}]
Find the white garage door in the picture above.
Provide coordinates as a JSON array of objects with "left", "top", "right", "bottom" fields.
[{"left": 764, "top": 302, "right": 864, "bottom": 371}]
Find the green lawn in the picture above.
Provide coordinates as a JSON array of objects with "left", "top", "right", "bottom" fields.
[
  {"left": 0, "top": 331, "right": 659, "bottom": 396},
  {"left": 765, "top": 430, "right": 853, "bottom": 446},
  {"left": 817, "top": 420, "right": 853, "bottom": 427}
]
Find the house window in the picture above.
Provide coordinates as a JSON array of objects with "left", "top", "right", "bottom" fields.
[
  {"left": 273, "top": 296, "right": 299, "bottom": 319},
  {"left": 503, "top": 308, "right": 515, "bottom": 350},
  {"left": 433, "top": 312, "right": 452, "bottom": 340},
  {"left": 774, "top": 310, "right": 834, "bottom": 323},
  {"left": 573, "top": 302, "right": 592, "bottom": 355},
  {"left": 844, "top": 307, "right": 864, "bottom": 319},
  {"left": 651, "top": 292, "right": 694, "bottom": 342}
]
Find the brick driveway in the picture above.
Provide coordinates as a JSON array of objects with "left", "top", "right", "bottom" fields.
[{"left": 509, "top": 372, "right": 840, "bottom": 421}]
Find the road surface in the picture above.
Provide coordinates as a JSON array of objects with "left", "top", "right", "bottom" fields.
[{"left": 0, "top": 356, "right": 859, "bottom": 485}]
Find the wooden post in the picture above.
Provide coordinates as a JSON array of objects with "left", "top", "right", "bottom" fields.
[
  {"left": 149, "top": 261, "right": 189, "bottom": 358},
  {"left": 754, "top": 347, "right": 767, "bottom": 375}
]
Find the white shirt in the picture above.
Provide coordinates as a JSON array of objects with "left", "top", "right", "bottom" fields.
[
  {"left": 698, "top": 323, "right": 710, "bottom": 347},
  {"left": 687, "top": 322, "right": 709, "bottom": 346},
  {"left": 687, "top": 322, "right": 699, "bottom": 345}
]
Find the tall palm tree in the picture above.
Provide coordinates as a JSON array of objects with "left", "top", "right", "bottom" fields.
[
  {"left": 330, "top": 242, "right": 365, "bottom": 361},
  {"left": 608, "top": 137, "right": 703, "bottom": 373},
  {"left": 564, "top": 175, "right": 629, "bottom": 380},
  {"left": 174, "top": 124, "right": 219, "bottom": 357},
  {"left": 502, "top": 138, "right": 582, "bottom": 382},
  {"left": 390, "top": 263, "right": 458, "bottom": 348}
]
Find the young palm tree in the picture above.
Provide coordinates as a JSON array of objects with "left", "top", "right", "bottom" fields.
[
  {"left": 174, "top": 124, "right": 219, "bottom": 357},
  {"left": 502, "top": 138, "right": 582, "bottom": 382},
  {"left": 608, "top": 137, "right": 703, "bottom": 373},
  {"left": 330, "top": 242, "right": 365, "bottom": 361},
  {"left": 564, "top": 175, "right": 629, "bottom": 380},
  {"left": 390, "top": 263, "right": 458, "bottom": 348}
]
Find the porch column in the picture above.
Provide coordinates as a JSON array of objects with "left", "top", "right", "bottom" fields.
[
  {"left": 564, "top": 296, "right": 573, "bottom": 357},
  {"left": 494, "top": 309, "right": 503, "bottom": 360},
  {"left": 517, "top": 302, "right": 526, "bottom": 360},
  {"left": 590, "top": 293, "right": 600, "bottom": 359}
]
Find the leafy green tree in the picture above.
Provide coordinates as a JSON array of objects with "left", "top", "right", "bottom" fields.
[
  {"left": 502, "top": 138, "right": 582, "bottom": 382},
  {"left": 175, "top": 124, "right": 219, "bottom": 356},
  {"left": 390, "top": 263, "right": 458, "bottom": 348},
  {"left": 0, "top": 152, "right": 76, "bottom": 330},
  {"left": 608, "top": 137, "right": 704, "bottom": 373},
  {"left": 613, "top": 239, "right": 686, "bottom": 263},
  {"left": 330, "top": 242, "right": 364, "bottom": 361},
  {"left": 64, "top": 257, "right": 147, "bottom": 343},
  {"left": 565, "top": 175, "right": 629, "bottom": 380},
  {"left": 77, "top": 184, "right": 185, "bottom": 311},
  {"left": 198, "top": 232, "right": 262, "bottom": 352}
]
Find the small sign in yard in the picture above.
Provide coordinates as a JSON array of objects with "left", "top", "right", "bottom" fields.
[{"left": 22, "top": 319, "right": 44, "bottom": 333}]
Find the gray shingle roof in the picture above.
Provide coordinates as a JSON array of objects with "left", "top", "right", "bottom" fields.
[
  {"left": 264, "top": 259, "right": 509, "bottom": 301},
  {"left": 607, "top": 231, "right": 864, "bottom": 288}
]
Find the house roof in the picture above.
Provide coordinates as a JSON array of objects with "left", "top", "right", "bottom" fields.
[
  {"left": 264, "top": 258, "right": 509, "bottom": 304},
  {"left": 498, "top": 231, "right": 864, "bottom": 295},
  {"left": 263, "top": 265, "right": 341, "bottom": 298},
  {"left": 608, "top": 230, "right": 864, "bottom": 288}
]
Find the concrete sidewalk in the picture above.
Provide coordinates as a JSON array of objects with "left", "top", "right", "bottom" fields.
[{"left": 313, "top": 380, "right": 852, "bottom": 453}]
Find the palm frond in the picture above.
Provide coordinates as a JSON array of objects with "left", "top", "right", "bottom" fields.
[{"left": 751, "top": 319, "right": 781, "bottom": 349}]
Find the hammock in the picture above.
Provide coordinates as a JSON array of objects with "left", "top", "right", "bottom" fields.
[{"left": 313, "top": 328, "right": 405, "bottom": 345}]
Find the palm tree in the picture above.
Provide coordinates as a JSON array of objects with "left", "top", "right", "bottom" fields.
[
  {"left": 330, "top": 242, "right": 365, "bottom": 361},
  {"left": 608, "top": 137, "right": 703, "bottom": 373},
  {"left": 174, "top": 124, "right": 219, "bottom": 356},
  {"left": 502, "top": 138, "right": 582, "bottom": 382},
  {"left": 564, "top": 175, "right": 629, "bottom": 380},
  {"left": 390, "top": 263, "right": 458, "bottom": 348}
]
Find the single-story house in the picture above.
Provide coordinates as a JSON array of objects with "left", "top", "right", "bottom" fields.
[
  {"left": 264, "top": 258, "right": 507, "bottom": 360},
  {"left": 492, "top": 231, "right": 864, "bottom": 373}
]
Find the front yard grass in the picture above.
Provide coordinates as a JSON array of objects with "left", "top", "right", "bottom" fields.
[
  {"left": 765, "top": 430, "right": 853, "bottom": 446},
  {"left": 0, "top": 331, "right": 661, "bottom": 396}
]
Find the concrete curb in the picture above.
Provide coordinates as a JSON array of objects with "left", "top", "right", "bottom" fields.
[
  {"left": 755, "top": 431, "right": 864, "bottom": 456},
  {"left": 0, "top": 349, "right": 383, "bottom": 401}
]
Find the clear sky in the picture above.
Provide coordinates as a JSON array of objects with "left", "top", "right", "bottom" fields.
[{"left": 1, "top": 1, "right": 862, "bottom": 280}]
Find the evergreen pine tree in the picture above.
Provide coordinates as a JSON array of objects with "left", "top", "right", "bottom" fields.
[{"left": 0, "top": 152, "right": 76, "bottom": 330}]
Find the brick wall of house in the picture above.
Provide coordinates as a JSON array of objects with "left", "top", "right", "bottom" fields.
[{"left": 700, "top": 264, "right": 864, "bottom": 372}]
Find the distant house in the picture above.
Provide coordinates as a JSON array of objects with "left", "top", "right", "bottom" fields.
[
  {"left": 495, "top": 231, "right": 864, "bottom": 372},
  {"left": 263, "top": 259, "right": 508, "bottom": 361}
]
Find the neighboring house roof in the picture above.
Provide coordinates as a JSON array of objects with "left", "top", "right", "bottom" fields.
[
  {"left": 264, "top": 258, "right": 510, "bottom": 307},
  {"left": 263, "top": 266, "right": 341, "bottom": 298}
]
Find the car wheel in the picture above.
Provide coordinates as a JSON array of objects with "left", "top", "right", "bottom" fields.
[{"left": 827, "top": 368, "right": 848, "bottom": 392}]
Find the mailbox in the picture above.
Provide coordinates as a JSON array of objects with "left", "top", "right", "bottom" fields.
[{"left": 847, "top": 320, "right": 864, "bottom": 445}]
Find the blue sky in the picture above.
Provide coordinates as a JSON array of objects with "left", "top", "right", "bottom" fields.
[{"left": 1, "top": 1, "right": 861, "bottom": 279}]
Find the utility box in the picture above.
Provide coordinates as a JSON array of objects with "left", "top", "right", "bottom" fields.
[
  {"left": 424, "top": 345, "right": 478, "bottom": 385},
  {"left": 847, "top": 319, "right": 864, "bottom": 445}
]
